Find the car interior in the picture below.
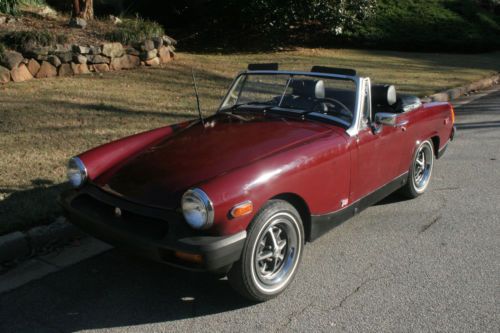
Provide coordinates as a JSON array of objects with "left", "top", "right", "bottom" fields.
[
  {"left": 232, "top": 65, "right": 423, "bottom": 128},
  {"left": 372, "top": 84, "right": 422, "bottom": 115},
  {"left": 278, "top": 79, "right": 355, "bottom": 123}
]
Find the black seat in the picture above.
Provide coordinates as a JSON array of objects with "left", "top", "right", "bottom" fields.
[
  {"left": 372, "top": 84, "right": 422, "bottom": 114},
  {"left": 280, "top": 79, "right": 325, "bottom": 111},
  {"left": 372, "top": 84, "right": 397, "bottom": 114}
]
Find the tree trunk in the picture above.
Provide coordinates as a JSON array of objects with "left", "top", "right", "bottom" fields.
[
  {"left": 80, "top": 0, "right": 94, "bottom": 20},
  {"left": 72, "top": 0, "right": 80, "bottom": 17}
]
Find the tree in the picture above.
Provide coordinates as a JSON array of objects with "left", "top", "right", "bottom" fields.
[
  {"left": 80, "top": 0, "right": 93, "bottom": 20},
  {"left": 72, "top": 0, "right": 80, "bottom": 17},
  {"left": 237, "top": 0, "right": 377, "bottom": 40},
  {"left": 478, "top": 0, "right": 500, "bottom": 12},
  {"left": 72, "top": 0, "right": 93, "bottom": 20}
]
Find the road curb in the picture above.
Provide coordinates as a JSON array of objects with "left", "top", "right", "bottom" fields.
[
  {"left": 0, "top": 217, "right": 85, "bottom": 264},
  {"left": 0, "top": 232, "right": 29, "bottom": 263},
  {"left": 422, "top": 72, "right": 500, "bottom": 103}
]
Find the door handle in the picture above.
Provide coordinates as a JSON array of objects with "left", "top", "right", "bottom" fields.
[{"left": 396, "top": 120, "right": 409, "bottom": 131}]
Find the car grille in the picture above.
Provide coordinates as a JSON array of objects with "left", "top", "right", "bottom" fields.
[{"left": 70, "top": 188, "right": 183, "bottom": 241}]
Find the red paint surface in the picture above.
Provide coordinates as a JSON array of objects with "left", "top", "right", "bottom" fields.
[
  {"left": 78, "top": 126, "right": 176, "bottom": 180},
  {"left": 76, "top": 101, "right": 454, "bottom": 236},
  {"left": 95, "top": 113, "right": 336, "bottom": 210}
]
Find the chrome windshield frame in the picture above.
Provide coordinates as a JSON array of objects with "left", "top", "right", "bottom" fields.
[{"left": 218, "top": 70, "right": 365, "bottom": 137}]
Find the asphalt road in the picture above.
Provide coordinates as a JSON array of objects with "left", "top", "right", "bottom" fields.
[{"left": 1, "top": 88, "right": 499, "bottom": 333}]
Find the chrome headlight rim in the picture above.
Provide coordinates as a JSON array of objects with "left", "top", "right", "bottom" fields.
[
  {"left": 67, "top": 156, "right": 88, "bottom": 188},
  {"left": 181, "top": 188, "right": 214, "bottom": 230}
]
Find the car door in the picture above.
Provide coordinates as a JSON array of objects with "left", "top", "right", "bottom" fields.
[{"left": 350, "top": 80, "right": 406, "bottom": 203}]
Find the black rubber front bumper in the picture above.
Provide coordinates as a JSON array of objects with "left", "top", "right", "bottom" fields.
[{"left": 59, "top": 186, "right": 246, "bottom": 272}]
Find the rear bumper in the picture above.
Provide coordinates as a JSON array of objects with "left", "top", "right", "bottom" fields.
[{"left": 59, "top": 187, "right": 245, "bottom": 272}]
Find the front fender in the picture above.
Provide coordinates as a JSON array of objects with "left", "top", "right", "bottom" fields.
[
  {"left": 77, "top": 122, "right": 191, "bottom": 181},
  {"left": 200, "top": 132, "right": 351, "bottom": 236}
]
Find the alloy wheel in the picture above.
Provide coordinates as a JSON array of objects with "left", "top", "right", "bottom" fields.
[
  {"left": 413, "top": 142, "right": 433, "bottom": 191},
  {"left": 251, "top": 212, "right": 301, "bottom": 293}
]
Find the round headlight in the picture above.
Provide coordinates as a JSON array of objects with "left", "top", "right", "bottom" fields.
[
  {"left": 181, "top": 188, "right": 214, "bottom": 230},
  {"left": 67, "top": 157, "right": 87, "bottom": 188}
]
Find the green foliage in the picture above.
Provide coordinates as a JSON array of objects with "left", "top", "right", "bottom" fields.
[
  {"left": 350, "top": 0, "right": 500, "bottom": 52},
  {"left": 0, "top": 42, "right": 6, "bottom": 64},
  {"left": 175, "top": 0, "right": 500, "bottom": 52},
  {"left": 2, "top": 30, "right": 68, "bottom": 52},
  {"left": 105, "top": 17, "right": 165, "bottom": 45},
  {"left": 478, "top": 0, "right": 500, "bottom": 10},
  {"left": 0, "top": 0, "right": 47, "bottom": 15},
  {"left": 178, "top": 0, "right": 376, "bottom": 49},
  {"left": 240, "top": 0, "right": 376, "bottom": 35},
  {"left": 19, "top": 0, "right": 47, "bottom": 6},
  {"left": 0, "top": 0, "right": 19, "bottom": 15}
]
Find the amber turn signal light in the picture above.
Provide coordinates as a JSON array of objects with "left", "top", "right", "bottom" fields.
[
  {"left": 174, "top": 251, "right": 203, "bottom": 264},
  {"left": 450, "top": 106, "right": 455, "bottom": 124},
  {"left": 230, "top": 201, "right": 253, "bottom": 218}
]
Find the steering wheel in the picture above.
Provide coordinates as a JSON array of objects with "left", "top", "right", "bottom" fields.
[{"left": 312, "top": 98, "right": 353, "bottom": 121}]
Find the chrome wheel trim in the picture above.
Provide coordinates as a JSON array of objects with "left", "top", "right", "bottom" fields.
[
  {"left": 413, "top": 142, "right": 433, "bottom": 192},
  {"left": 250, "top": 212, "right": 302, "bottom": 294}
]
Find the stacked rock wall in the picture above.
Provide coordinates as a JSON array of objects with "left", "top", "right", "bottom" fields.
[{"left": 0, "top": 36, "right": 176, "bottom": 84}]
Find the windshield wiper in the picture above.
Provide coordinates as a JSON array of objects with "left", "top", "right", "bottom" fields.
[
  {"left": 222, "top": 111, "right": 250, "bottom": 121},
  {"left": 234, "top": 101, "right": 273, "bottom": 108},
  {"left": 278, "top": 77, "right": 294, "bottom": 107}
]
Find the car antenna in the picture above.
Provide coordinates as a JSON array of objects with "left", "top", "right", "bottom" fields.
[{"left": 191, "top": 69, "right": 205, "bottom": 126}]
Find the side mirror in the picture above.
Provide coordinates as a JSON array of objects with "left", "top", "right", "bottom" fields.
[{"left": 374, "top": 112, "right": 397, "bottom": 127}]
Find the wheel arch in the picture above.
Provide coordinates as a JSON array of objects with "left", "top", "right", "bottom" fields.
[
  {"left": 430, "top": 136, "right": 440, "bottom": 158},
  {"left": 271, "top": 193, "right": 312, "bottom": 243},
  {"left": 411, "top": 135, "right": 439, "bottom": 161}
]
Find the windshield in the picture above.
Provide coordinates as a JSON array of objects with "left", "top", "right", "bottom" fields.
[{"left": 220, "top": 73, "right": 357, "bottom": 127}]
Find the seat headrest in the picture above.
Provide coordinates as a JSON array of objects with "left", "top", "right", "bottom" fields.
[
  {"left": 291, "top": 79, "right": 325, "bottom": 99},
  {"left": 372, "top": 84, "right": 397, "bottom": 106}
]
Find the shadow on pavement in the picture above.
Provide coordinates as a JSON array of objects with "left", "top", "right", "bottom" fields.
[
  {"left": 0, "top": 181, "right": 70, "bottom": 235},
  {"left": 0, "top": 250, "right": 253, "bottom": 332},
  {"left": 455, "top": 120, "right": 500, "bottom": 130},
  {"left": 373, "top": 192, "right": 411, "bottom": 206}
]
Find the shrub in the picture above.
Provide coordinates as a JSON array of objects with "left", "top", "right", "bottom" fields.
[
  {"left": 241, "top": 0, "right": 376, "bottom": 36},
  {"left": 0, "top": 42, "right": 6, "bottom": 64},
  {"left": 0, "top": 0, "right": 19, "bottom": 15},
  {"left": 173, "top": 0, "right": 376, "bottom": 50},
  {"left": 2, "top": 30, "right": 68, "bottom": 52},
  {"left": 20, "top": 0, "right": 47, "bottom": 5},
  {"left": 225, "top": 0, "right": 376, "bottom": 45},
  {"left": 105, "top": 17, "right": 165, "bottom": 45},
  {"left": 350, "top": 0, "right": 500, "bottom": 52}
]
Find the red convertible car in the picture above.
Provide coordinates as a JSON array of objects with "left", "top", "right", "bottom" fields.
[{"left": 61, "top": 64, "right": 455, "bottom": 301}]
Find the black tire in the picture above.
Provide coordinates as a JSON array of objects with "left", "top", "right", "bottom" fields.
[
  {"left": 228, "top": 200, "right": 304, "bottom": 302},
  {"left": 400, "top": 140, "right": 434, "bottom": 198}
]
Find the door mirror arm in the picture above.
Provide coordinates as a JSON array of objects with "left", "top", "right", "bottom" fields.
[
  {"left": 374, "top": 112, "right": 397, "bottom": 127},
  {"left": 372, "top": 112, "right": 408, "bottom": 134},
  {"left": 370, "top": 122, "right": 382, "bottom": 134}
]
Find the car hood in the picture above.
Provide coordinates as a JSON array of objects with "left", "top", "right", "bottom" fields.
[{"left": 95, "top": 113, "right": 333, "bottom": 209}]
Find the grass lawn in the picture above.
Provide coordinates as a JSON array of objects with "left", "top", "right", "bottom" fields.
[{"left": 1, "top": 48, "right": 499, "bottom": 235}]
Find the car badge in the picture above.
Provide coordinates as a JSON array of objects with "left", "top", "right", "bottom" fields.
[{"left": 114, "top": 207, "right": 122, "bottom": 218}]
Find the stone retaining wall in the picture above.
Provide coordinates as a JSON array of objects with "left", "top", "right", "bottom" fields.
[
  {"left": 423, "top": 73, "right": 500, "bottom": 102},
  {"left": 0, "top": 36, "right": 176, "bottom": 84}
]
